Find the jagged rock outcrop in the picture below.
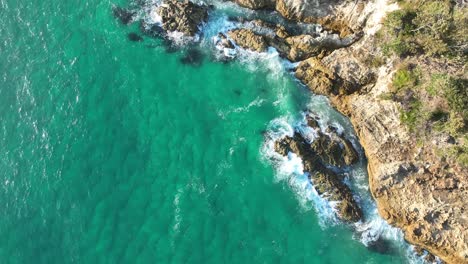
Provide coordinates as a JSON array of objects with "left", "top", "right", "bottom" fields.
[
  {"left": 215, "top": 33, "right": 235, "bottom": 49},
  {"left": 227, "top": 29, "right": 268, "bottom": 52},
  {"left": 224, "top": 20, "right": 359, "bottom": 61},
  {"left": 274, "top": 116, "right": 362, "bottom": 222},
  {"left": 157, "top": 0, "right": 208, "bottom": 36}
]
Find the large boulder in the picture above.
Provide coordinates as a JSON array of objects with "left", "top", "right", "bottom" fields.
[
  {"left": 112, "top": 5, "right": 137, "bottom": 25},
  {"left": 227, "top": 29, "right": 269, "bottom": 52},
  {"left": 157, "top": 0, "right": 208, "bottom": 36}
]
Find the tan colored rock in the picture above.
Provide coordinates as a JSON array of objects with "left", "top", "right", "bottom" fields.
[
  {"left": 157, "top": 0, "right": 208, "bottom": 36},
  {"left": 284, "top": 35, "right": 328, "bottom": 61},
  {"left": 227, "top": 29, "right": 268, "bottom": 52},
  {"left": 234, "top": 0, "right": 276, "bottom": 9},
  {"left": 294, "top": 58, "right": 335, "bottom": 95}
]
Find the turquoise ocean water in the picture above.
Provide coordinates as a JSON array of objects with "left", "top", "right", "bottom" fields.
[{"left": 0, "top": 0, "right": 422, "bottom": 263}]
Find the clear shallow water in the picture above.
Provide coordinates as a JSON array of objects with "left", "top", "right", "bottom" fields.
[{"left": 0, "top": 0, "right": 419, "bottom": 263}]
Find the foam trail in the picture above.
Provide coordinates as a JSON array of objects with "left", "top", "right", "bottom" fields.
[{"left": 261, "top": 117, "right": 339, "bottom": 227}]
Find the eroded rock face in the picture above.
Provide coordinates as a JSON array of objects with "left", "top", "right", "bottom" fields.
[
  {"left": 227, "top": 29, "right": 268, "bottom": 52},
  {"left": 273, "top": 116, "right": 362, "bottom": 222},
  {"left": 157, "top": 0, "right": 208, "bottom": 36},
  {"left": 294, "top": 54, "right": 375, "bottom": 96},
  {"left": 295, "top": 58, "right": 335, "bottom": 94}
]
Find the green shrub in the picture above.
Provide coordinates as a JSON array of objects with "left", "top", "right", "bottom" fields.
[
  {"left": 380, "top": 0, "right": 465, "bottom": 58},
  {"left": 427, "top": 74, "right": 450, "bottom": 96},
  {"left": 400, "top": 100, "right": 422, "bottom": 131},
  {"left": 446, "top": 112, "right": 467, "bottom": 136},
  {"left": 444, "top": 78, "right": 468, "bottom": 117},
  {"left": 392, "top": 65, "right": 419, "bottom": 92},
  {"left": 412, "top": 1, "right": 451, "bottom": 56}
]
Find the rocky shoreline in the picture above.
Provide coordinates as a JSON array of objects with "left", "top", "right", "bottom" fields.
[{"left": 113, "top": 0, "right": 467, "bottom": 263}]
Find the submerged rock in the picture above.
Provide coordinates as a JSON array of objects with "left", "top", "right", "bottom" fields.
[
  {"left": 180, "top": 48, "right": 204, "bottom": 66},
  {"left": 140, "top": 21, "right": 165, "bottom": 38},
  {"left": 127, "top": 32, "right": 144, "bottom": 42},
  {"left": 112, "top": 5, "right": 137, "bottom": 25},
  {"left": 156, "top": 0, "right": 208, "bottom": 36},
  {"left": 366, "top": 237, "right": 397, "bottom": 255}
]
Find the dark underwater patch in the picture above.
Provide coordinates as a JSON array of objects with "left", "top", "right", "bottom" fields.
[
  {"left": 140, "top": 21, "right": 165, "bottom": 38},
  {"left": 163, "top": 39, "right": 180, "bottom": 53},
  {"left": 366, "top": 238, "right": 397, "bottom": 255},
  {"left": 112, "top": 5, "right": 136, "bottom": 25},
  {"left": 180, "top": 48, "right": 204, "bottom": 66},
  {"left": 128, "top": 32, "right": 143, "bottom": 42}
]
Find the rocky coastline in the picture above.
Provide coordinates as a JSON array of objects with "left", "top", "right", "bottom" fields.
[{"left": 113, "top": 0, "right": 467, "bottom": 263}]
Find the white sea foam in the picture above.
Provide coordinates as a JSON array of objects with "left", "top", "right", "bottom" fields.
[
  {"left": 172, "top": 188, "right": 183, "bottom": 233},
  {"left": 217, "top": 97, "right": 265, "bottom": 119},
  {"left": 261, "top": 117, "right": 339, "bottom": 226}
]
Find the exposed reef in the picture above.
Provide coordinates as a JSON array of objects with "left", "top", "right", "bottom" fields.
[
  {"left": 274, "top": 115, "right": 362, "bottom": 222},
  {"left": 156, "top": 0, "right": 208, "bottom": 36}
]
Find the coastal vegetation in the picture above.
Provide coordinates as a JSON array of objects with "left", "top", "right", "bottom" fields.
[{"left": 378, "top": 0, "right": 467, "bottom": 166}]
